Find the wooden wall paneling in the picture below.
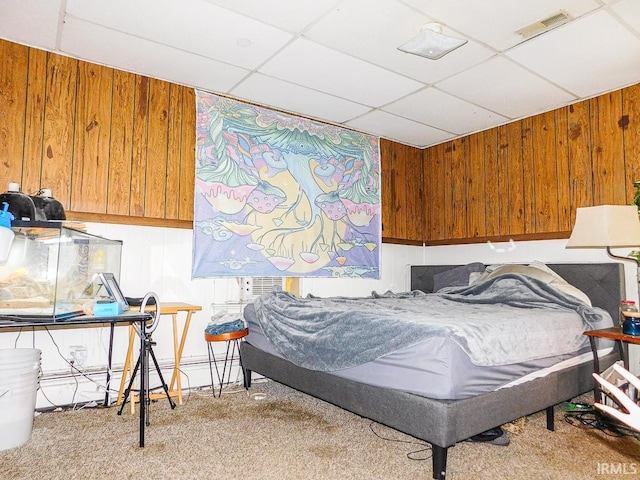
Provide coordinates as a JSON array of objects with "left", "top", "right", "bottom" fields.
[
  {"left": 165, "top": 84, "right": 183, "bottom": 220},
  {"left": 22, "top": 48, "right": 47, "bottom": 194},
  {"left": 496, "top": 125, "right": 510, "bottom": 235},
  {"left": 42, "top": 54, "right": 78, "bottom": 207},
  {"left": 506, "top": 121, "right": 525, "bottom": 235},
  {"left": 421, "top": 147, "right": 430, "bottom": 242},
  {"left": 622, "top": 84, "right": 640, "bottom": 204},
  {"left": 70, "top": 62, "right": 113, "bottom": 213},
  {"left": 145, "top": 78, "right": 171, "bottom": 218},
  {"left": 403, "top": 145, "right": 423, "bottom": 241},
  {"left": 554, "top": 107, "right": 572, "bottom": 231},
  {"left": 0, "top": 40, "right": 28, "bottom": 189},
  {"left": 567, "top": 100, "right": 593, "bottom": 224},
  {"left": 107, "top": 69, "right": 135, "bottom": 216},
  {"left": 531, "top": 111, "right": 559, "bottom": 232},
  {"left": 424, "top": 143, "right": 445, "bottom": 241},
  {"left": 130, "top": 75, "right": 150, "bottom": 217},
  {"left": 466, "top": 132, "right": 486, "bottom": 238},
  {"left": 590, "top": 91, "right": 626, "bottom": 205},
  {"left": 449, "top": 138, "right": 467, "bottom": 238},
  {"left": 179, "top": 87, "right": 196, "bottom": 221},
  {"left": 482, "top": 129, "right": 499, "bottom": 237},
  {"left": 380, "top": 139, "right": 394, "bottom": 238},
  {"left": 392, "top": 143, "right": 407, "bottom": 239},
  {"left": 521, "top": 117, "right": 536, "bottom": 233}
]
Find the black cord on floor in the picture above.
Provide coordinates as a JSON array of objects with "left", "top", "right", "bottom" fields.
[
  {"left": 563, "top": 410, "right": 640, "bottom": 440},
  {"left": 369, "top": 422, "right": 432, "bottom": 461}
]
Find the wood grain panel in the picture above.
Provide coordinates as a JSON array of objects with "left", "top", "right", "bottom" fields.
[
  {"left": 22, "top": 48, "right": 47, "bottom": 194},
  {"left": 421, "top": 147, "right": 431, "bottom": 242},
  {"left": 165, "top": 84, "right": 182, "bottom": 219},
  {"left": 380, "top": 139, "right": 393, "bottom": 238},
  {"left": 145, "top": 78, "right": 171, "bottom": 218},
  {"left": 42, "top": 53, "right": 77, "bottom": 206},
  {"left": 622, "top": 84, "right": 640, "bottom": 205},
  {"left": 531, "top": 111, "right": 558, "bottom": 232},
  {"left": 179, "top": 88, "right": 196, "bottom": 221},
  {"left": 442, "top": 142, "right": 454, "bottom": 239},
  {"left": 496, "top": 125, "right": 509, "bottom": 235},
  {"left": 506, "top": 122, "right": 525, "bottom": 235},
  {"left": 107, "top": 69, "right": 135, "bottom": 216},
  {"left": 521, "top": 117, "right": 536, "bottom": 233},
  {"left": 590, "top": 91, "right": 626, "bottom": 205},
  {"left": 70, "top": 62, "right": 113, "bottom": 213},
  {"left": 555, "top": 108, "right": 571, "bottom": 231},
  {"left": 482, "top": 129, "right": 499, "bottom": 237},
  {"left": 0, "top": 40, "right": 28, "bottom": 188},
  {"left": 567, "top": 100, "right": 593, "bottom": 223},
  {"left": 404, "top": 146, "right": 423, "bottom": 241},
  {"left": 449, "top": 138, "right": 467, "bottom": 238},
  {"left": 130, "top": 75, "right": 150, "bottom": 217},
  {"left": 5, "top": 39, "right": 640, "bottom": 239},
  {"left": 466, "top": 132, "right": 485, "bottom": 238},
  {"left": 392, "top": 143, "right": 407, "bottom": 239},
  {"left": 425, "top": 143, "right": 445, "bottom": 240}
]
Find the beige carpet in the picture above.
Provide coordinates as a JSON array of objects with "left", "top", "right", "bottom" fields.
[{"left": 1, "top": 381, "right": 639, "bottom": 480}]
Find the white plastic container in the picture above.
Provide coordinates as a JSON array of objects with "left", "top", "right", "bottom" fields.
[{"left": 0, "top": 348, "right": 41, "bottom": 451}]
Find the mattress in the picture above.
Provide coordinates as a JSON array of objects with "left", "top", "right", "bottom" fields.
[{"left": 244, "top": 303, "right": 613, "bottom": 400}]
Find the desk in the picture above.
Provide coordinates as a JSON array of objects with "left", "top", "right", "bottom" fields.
[
  {"left": 0, "top": 311, "right": 153, "bottom": 447},
  {"left": 117, "top": 302, "right": 201, "bottom": 411}
]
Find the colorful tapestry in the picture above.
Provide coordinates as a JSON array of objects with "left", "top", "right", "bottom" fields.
[{"left": 192, "top": 92, "right": 381, "bottom": 279}]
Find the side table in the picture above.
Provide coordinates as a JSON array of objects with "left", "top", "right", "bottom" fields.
[
  {"left": 584, "top": 326, "right": 640, "bottom": 406},
  {"left": 117, "top": 302, "right": 202, "bottom": 412},
  {"left": 205, "top": 328, "right": 249, "bottom": 397}
]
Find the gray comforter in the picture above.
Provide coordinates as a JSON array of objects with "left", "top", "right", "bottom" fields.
[{"left": 253, "top": 273, "right": 612, "bottom": 371}]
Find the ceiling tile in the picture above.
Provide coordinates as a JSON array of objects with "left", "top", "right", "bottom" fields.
[
  {"left": 231, "top": 73, "right": 372, "bottom": 124},
  {"left": 60, "top": 17, "right": 250, "bottom": 92},
  {"left": 506, "top": 10, "right": 640, "bottom": 97},
  {"left": 204, "top": 0, "right": 342, "bottom": 32},
  {"left": 304, "top": 0, "right": 495, "bottom": 84},
  {"left": 611, "top": 0, "right": 640, "bottom": 33},
  {"left": 437, "top": 56, "right": 577, "bottom": 119},
  {"left": 383, "top": 88, "right": 508, "bottom": 135},
  {"left": 0, "top": 0, "right": 61, "bottom": 50},
  {"left": 403, "top": 0, "right": 601, "bottom": 50},
  {"left": 347, "top": 110, "right": 454, "bottom": 148},
  {"left": 66, "top": 0, "right": 293, "bottom": 70},
  {"left": 259, "top": 38, "right": 424, "bottom": 107}
]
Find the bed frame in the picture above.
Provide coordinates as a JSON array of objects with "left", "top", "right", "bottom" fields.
[{"left": 240, "top": 263, "right": 623, "bottom": 479}]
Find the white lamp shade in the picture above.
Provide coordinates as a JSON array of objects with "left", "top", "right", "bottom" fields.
[{"left": 566, "top": 205, "right": 640, "bottom": 248}]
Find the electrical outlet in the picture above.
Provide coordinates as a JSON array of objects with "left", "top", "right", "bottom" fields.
[{"left": 69, "top": 345, "right": 87, "bottom": 367}]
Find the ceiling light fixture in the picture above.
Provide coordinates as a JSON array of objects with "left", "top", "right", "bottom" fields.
[{"left": 398, "top": 22, "right": 467, "bottom": 60}]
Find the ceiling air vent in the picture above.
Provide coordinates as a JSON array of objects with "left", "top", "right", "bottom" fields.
[{"left": 515, "top": 10, "right": 573, "bottom": 39}]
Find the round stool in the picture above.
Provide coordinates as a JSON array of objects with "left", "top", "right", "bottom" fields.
[{"left": 204, "top": 328, "right": 249, "bottom": 397}]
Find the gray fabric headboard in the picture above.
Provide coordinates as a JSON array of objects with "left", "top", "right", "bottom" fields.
[{"left": 410, "top": 263, "right": 625, "bottom": 322}]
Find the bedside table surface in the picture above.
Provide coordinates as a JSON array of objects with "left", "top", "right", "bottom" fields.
[{"left": 584, "top": 326, "right": 640, "bottom": 345}]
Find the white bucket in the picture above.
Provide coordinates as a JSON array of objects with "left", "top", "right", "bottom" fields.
[
  {"left": 0, "top": 349, "right": 41, "bottom": 375},
  {"left": 0, "top": 348, "right": 41, "bottom": 451}
]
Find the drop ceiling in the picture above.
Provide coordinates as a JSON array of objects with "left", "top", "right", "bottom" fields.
[{"left": 1, "top": 0, "right": 640, "bottom": 148}]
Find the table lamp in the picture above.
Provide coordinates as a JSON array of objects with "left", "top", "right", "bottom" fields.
[
  {"left": 566, "top": 205, "right": 640, "bottom": 258},
  {"left": 566, "top": 205, "right": 640, "bottom": 305}
]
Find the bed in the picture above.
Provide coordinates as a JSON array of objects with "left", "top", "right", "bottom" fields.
[{"left": 240, "top": 263, "right": 623, "bottom": 479}]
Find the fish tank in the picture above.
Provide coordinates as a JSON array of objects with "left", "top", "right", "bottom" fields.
[{"left": 0, "top": 220, "right": 123, "bottom": 321}]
